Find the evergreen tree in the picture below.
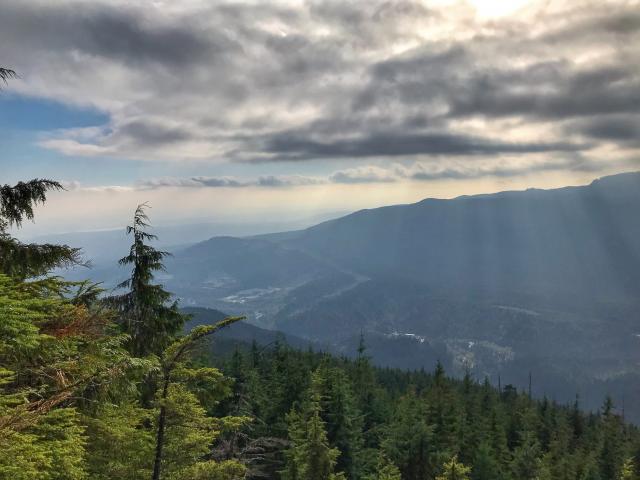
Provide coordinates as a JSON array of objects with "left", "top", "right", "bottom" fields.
[
  {"left": 578, "top": 455, "right": 603, "bottom": 480},
  {"left": 0, "top": 274, "right": 149, "bottom": 479},
  {"left": 620, "top": 458, "right": 637, "bottom": 480},
  {"left": 85, "top": 403, "right": 155, "bottom": 480},
  {"left": 313, "top": 363, "right": 365, "bottom": 478},
  {"left": 600, "top": 396, "right": 625, "bottom": 480},
  {"left": 106, "top": 203, "right": 185, "bottom": 357},
  {"left": 470, "top": 442, "right": 502, "bottom": 480},
  {"left": 425, "top": 362, "right": 460, "bottom": 467},
  {"left": 436, "top": 455, "right": 471, "bottom": 480},
  {"left": 364, "top": 453, "right": 401, "bottom": 480},
  {"left": 381, "top": 387, "right": 434, "bottom": 480},
  {"left": 282, "top": 373, "right": 346, "bottom": 480},
  {"left": 510, "top": 431, "right": 542, "bottom": 480},
  {"left": 1, "top": 179, "right": 81, "bottom": 278},
  {"left": 151, "top": 317, "right": 246, "bottom": 480}
]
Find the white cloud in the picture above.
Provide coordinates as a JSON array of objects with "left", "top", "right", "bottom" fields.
[{"left": 0, "top": 0, "right": 637, "bottom": 175}]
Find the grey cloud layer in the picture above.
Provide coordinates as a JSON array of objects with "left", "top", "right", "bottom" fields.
[
  {"left": 2, "top": 0, "right": 639, "bottom": 178},
  {"left": 136, "top": 155, "right": 623, "bottom": 189}
]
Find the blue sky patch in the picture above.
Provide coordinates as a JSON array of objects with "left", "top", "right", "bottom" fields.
[{"left": 0, "top": 95, "right": 109, "bottom": 131}]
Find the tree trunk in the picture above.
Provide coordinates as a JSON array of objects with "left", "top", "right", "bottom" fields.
[{"left": 152, "top": 375, "right": 170, "bottom": 480}]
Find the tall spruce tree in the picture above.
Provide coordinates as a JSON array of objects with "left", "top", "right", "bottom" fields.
[
  {"left": 151, "top": 317, "right": 246, "bottom": 480},
  {"left": 599, "top": 396, "right": 625, "bottom": 480},
  {"left": 107, "top": 203, "right": 184, "bottom": 357},
  {"left": 510, "top": 431, "right": 542, "bottom": 480},
  {"left": 436, "top": 455, "right": 471, "bottom": 480},
  {"left": 313, "top": 362, "right": 364, "bottom": 478},
  {"left": 282, "top": 371, "right": 346, "bottom": 480},
  {"left": 365, "top": 453, "right": 402, "bottom": 480}
]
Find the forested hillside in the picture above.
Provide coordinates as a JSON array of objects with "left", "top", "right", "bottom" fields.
[
  {"left": 211, "top": 339, "right": 640, "bottom": 480},
  {"left": 159, "top": 172, "right": 640, "bottom": 422}
]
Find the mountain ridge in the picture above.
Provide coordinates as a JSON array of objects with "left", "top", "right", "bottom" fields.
[{"left": 162, "top": 171, "right": 640, "bottom": 420}]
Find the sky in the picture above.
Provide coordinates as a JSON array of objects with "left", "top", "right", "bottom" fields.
[{"left": 1, "top": 0, "right": 639, "bottom": 235}]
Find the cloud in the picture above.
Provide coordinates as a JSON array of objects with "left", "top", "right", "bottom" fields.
[
  {"left": 568, "top": 115, "right": 640, "bottom": 145},
  {"left": 132, "top": 156, "right": 618, "bottom": 189},
  {"left": 260, "top": 130, "right": 588, "bottom": 161},
  {"left": 1, "top": 0, "right": 638, "bottom": 179},
  {"left": 329, "top": 166, "right": 399, "bottom": 184},
  {"left": 329, "top": 156, "right": 609, "bottom": 183},
  {"left": 137, "top": 174, "right": 325, "bottom": 189}
]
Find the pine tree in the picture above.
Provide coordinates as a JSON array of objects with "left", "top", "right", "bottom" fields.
[
  {"left": 364, "top": 453, "right": 402, "bottom": 480},
  {"left": 471, "top": 442, "right": 503, "bottom": 480},
  {"left": 282, "top": 374, "right": 346, "bottom": 480},
  {"left": 151, "top": 316, "right": 246, "bottom": 480},
  {"left": 381, "top": 387, "right": 434, "bottom": 480},
  {"left": 510, "top": 431, "right": 542, "bottom": 480},
  {"left": 620, "top": 458, "right": 637, "bottom": 480},
  {"left": 106, "top": 203, "right": 185, "bottom": 357},
  {"left": 313, "top": 363, "right": 365, "bottom": 478},
  {"left": 84, "top": 402, "right": 155, "bottom": 480},
  {"left": 600, "top": 396, "right": 625, "bottom": 480},
  {"left": 353, "top": 334, "right": 388, "bottom": 466},
  {"left": 426, "top": 362, "right": 460, "bottom": 465},
  {"left": 0, "top": 179, "right": 81, "bottom": 278},
  {"left": 0, "top": 274, "right": 149, "bottom": 479},
  {"left": 436, "top": 455, "right": 471, "bottom": 480}
]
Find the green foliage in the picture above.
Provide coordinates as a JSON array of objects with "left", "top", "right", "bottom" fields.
[
  {"left": 151, "top": 315, "right": 246, "bottom": 480},
  {"left": 470, "top": 442, "right": 502, "bottom": 480},
  {"left": 312, "top": 362, "right": 365, "bottom": 477},
  {"left": 208, "top": 341, "right": 640, "bottom": 480},
  {"left": 364, "top": 453, "right": 402, "bottom": 480},
  {"left": 620, "top": 458, "right": 638, "bottom": 480},
  {"left": 0, "top": 274, "right": 146, "bottom": 431},
  {"left": 381, "top": 387, "right": 434, "bottom": 479},
  {"left": 84, "top": 403, "right": 155, "bottom": 479},
  {"left": 0, "top": 408, "right": 87, "bottom": 480},
  {"left": 435, "top": 455, "right": 471, "bottom": 480},
  {"left": 282, "top": 374, "right": 346, "bottom": 480},
  {"left": 161, "top": 384, "right": 246, "bottom": 480},
  {"left": 510, "top": 431, "right": 542, "bottom": 480},
  {"left": 106, "top": 203, "right": 185, "bottom": 356},
  {"left": 0, "top": 179, "right": 81, "bottom": 278}
]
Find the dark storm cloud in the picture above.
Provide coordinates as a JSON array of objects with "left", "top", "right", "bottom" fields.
[
  {"left": 569, "top": 115, "right": 640, "bottom": 145},
  {"left": 261, "top": 131, "right": 588, "bottom": 161},
  {"left": 448, "top": 64, "right": 640, "bottom": 119},
  {"left": 0, "top": 2, "right": 225, "bottom": 67},
  {"left": 118, "top": 121, "right": 194, "bottom": 146},
  {"left": 356, "top": 46, "right": 640, "bottom": 122},
  {"left": 540, "top": 6, "right": 640, "bottom": 43}
]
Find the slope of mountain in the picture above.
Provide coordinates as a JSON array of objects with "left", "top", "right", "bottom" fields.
[
  {"left": 183, "top": 306, "right": 448, "bottom": 372},
  {"left": 182, "top": 306, "right": 312, "bottom": 350},
  {"left": 162, "top": 172, "right": 640, "bottom": 420}
]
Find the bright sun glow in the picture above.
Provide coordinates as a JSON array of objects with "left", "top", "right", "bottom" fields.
[{"left": 466, "top": 0, "right": 533, "bottom": 18}]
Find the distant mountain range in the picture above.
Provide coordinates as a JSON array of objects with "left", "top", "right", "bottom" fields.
[
  {"left": 159, "top": 172, "right": 640, "bottom": 421},
  {"left": 60, "top": 172, "right": 640, "bottom": 421}
]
